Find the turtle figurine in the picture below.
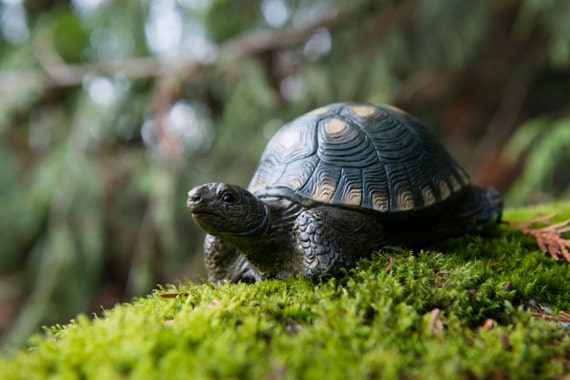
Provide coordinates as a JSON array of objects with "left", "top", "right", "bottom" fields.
[{"left": 187, "top": 102, "right": 502, "bottom": 282}]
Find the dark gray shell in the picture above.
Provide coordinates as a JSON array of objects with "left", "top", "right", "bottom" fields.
[{"left": 248, "top": 103, "right": 470, "bottom": 213}]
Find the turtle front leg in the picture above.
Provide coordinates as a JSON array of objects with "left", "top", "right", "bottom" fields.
[
  {"left": 293, "top": 207, "right": 386, "bottom": 277},
  {"left": 204, "top": 234, "right": 261, "bottom": 283}
]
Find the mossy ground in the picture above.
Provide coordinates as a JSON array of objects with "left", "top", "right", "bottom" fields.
[{"left": 2, "top": 203, "right": 570, "bottom": 379}]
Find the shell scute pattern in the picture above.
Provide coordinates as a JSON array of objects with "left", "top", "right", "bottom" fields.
[
  {"left": 361, "top": 167, "right": 389, "bottom": 212},
  {"left": 332, "top": 168, "right": 363, "bottom": 206},
  {"left": 317, "top": 117, "right": 379, "bottom": 169},
  {"left": 248, "top": 103, "right": 470, "bottom": 213},
  {"left": 301, "top": 161, "right": 339, "bottom": 202},
  {"left": 276, "top": 156, "right": 319, "bottom": 191}
]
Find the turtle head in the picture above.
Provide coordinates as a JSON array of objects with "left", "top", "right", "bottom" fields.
[{"left": 187, "top": 183, "right": 269, "bottom": 237}]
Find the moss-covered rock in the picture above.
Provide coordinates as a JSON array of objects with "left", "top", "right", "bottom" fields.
[{"left": 2, "top": 203, "right": 570, "bottom": 379}]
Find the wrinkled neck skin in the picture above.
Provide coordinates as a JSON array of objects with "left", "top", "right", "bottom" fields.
[{"left": 221, "top": 198, "right": 302, "bottom": 279}]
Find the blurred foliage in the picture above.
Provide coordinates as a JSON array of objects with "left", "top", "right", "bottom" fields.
[
  {"left": 0, "top": 0, "right": 569, "bottom": 348},
  {"left": 503, "top": 116, "right": 570, "bottom": 204},
  {"left": 206, "top": 0, "right": 261, "bottom": 42}
]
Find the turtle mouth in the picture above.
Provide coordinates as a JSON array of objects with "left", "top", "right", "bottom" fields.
[
  {"left": 190, "top": 210, "right": 220, "bottom": 219},
  {"left": 190, "top": 210, "right": 225, "bottom": 233},
  {"left": 189, "top": 206, "right": 223, "bottom": 220},
  {"left": 186, "top": 196, "right": 216, "bottom": 214},
  {"left": 186, "top": 193, "right": 226, "bottom": 229}
]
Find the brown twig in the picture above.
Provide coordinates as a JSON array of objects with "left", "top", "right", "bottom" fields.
[
  {"left": 0, "top": 11, "right": 339, "bottom": 90},
  {"left": 525, "top": 301, "right": 570, "bottom": 323},
  {"left": 530, "top": 311, "right": 570, "bottom": 323},
  {"left": 385, "top": 256, "right": 394, "bottom": 273},
  {"left": 158, "top": 292, "right": 190, "bottom": 298}
]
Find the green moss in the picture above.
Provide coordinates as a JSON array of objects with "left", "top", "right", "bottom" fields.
[{"left": 2, "top": 203, "right": 570, "bottom": 379}]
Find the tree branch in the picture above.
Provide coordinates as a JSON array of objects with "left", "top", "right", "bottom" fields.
[{"left": 0, "top": 11, "right": 339, "bottom": 90}]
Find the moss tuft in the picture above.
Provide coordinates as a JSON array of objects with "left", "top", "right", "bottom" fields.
[{"left": 2, "top": 203, "right": 570, "bottom": 379}]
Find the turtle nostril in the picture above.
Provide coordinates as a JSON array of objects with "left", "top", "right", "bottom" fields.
[{"left": 187, "top": 188, "right": 202, "bottom": 204}]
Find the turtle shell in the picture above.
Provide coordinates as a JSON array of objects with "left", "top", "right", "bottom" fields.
[{"left": 248, "top": 103, "right": 470, "bottom": 213}]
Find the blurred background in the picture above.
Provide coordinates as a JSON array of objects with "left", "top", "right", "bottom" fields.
[{"left": 0, "top": 0, "right": 569, "bottom": 348}]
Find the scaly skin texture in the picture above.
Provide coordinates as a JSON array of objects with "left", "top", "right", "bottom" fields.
[
  {"left": 190, "top": 189, "right": 388, "bottom": 280},
  {"left": 188, "top": 183, "right": 388, "bottom": 280},
  {"left": 187, "top": 183, "right": 501, "bottom": 282},
  {"left": 203, "top": 235, "right": 261, "bottom": 282},
  {"left": 292, "top": 207, "right": 386, "bottom": 277},
  {"left": 188, "top": 183, "right": 303, "bottom": 280}
]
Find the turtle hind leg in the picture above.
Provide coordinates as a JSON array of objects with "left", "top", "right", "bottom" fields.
[
  {"left": 454, "top": 185, "right": 503, "bottom": 231},
  {"left": 389, "top": 185, "right": 503, "bottom": 245}
]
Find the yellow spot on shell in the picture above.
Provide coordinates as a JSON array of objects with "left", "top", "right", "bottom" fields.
[
  {"left": 438, "top": 180, "right": 451, "bottom": 200},
  {"left": 313, "top": 183, "right": 336, "bottom": 202},
  {"left": 280, "top": 130, "right": 301, "bottom": 149},
  {"left": 448, "top": 174, "right": 461, "bottom": 191},
  {"left": 381, "top": 104, "right": 407, "bottom": 116},
  {"left": 421, "top": 187, "right": 436, "bottom": 206},
  {"left": 459, "top": 169, "right": 470, "bottom": 184},
  {"left": 372, "top": 193, "right": 388, "bottom": 212},
  {"left": 349, "top": 105, "right": 378, "bottom": 118},
  {"left": 324, "top": 118, "right": 348, "bottom": 135},
  {"left": 307, "top": 106, "right": 330, "bottom": 116},
  {"left": 396, "top": 189, "right": 415, "bottom": 211},
  {"left": 344, "top": 189, "right": 362, "bottom": 206}
]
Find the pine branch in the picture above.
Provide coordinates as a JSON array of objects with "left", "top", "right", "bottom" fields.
[{"left": 512, "top": 213, "right": 570, "bottom": 262}]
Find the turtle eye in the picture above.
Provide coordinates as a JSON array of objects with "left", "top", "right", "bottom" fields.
[{"left": 221, "top": 192, "right": 235, "bottom": 203}]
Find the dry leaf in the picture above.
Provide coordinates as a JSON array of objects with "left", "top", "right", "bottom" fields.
[
  {"left": 428, "top": 308, "right": 444, "bottom": 337},
  {"left": 511, "top": 213, "right": 570, "bottom": 262}
]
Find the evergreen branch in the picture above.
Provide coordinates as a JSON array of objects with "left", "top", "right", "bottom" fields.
[{"left": 512, "top": 213, "right": 570, "bottom": 263}]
